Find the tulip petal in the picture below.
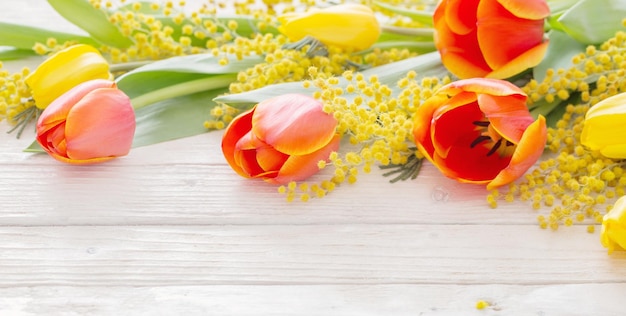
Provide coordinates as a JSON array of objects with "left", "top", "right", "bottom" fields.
[
  {"left": 581, "top": 113, "right": 626, "bottom": 158},
  {"left": 443, "top": 0, "right": 480, "bottom": 35},
  {"left": 270, "top": 134, "right": 341, "bottom": 184},
  {"left": 431, "top": 95, "right": 482, "bottom": 159},
  {"left": 477, "top": 93, "right": 534, "bottom": 143},
  {"left": 477, "top": 0, "right": 546, "bottom": 71},
  {"left": 441, "top": 77, "right": 525, "bottom": 98},
  {"left": 486, "top": 41, "right": 549, "bottom": 80},
  {"left": 278, "top": 4, "right": 380, "bottom": 51},
  {"left": 434, "top": 11, "right": 491, "bottom": 78},
  {"left": 255, "top": 145, "right": 290, "bottom": 174},
  {"left": 64, "top": 87, "right": 135, "bottom": 161},
  {"left": 413, "top": 96, "right": 444, "bottom": 163},
  {"left": 496, "top": 0, "right": 550, "bottom": 20},
  {"left": 601, "top": 197, "right": 626, "bottom": 253},
  {"left": 222, "top": 107, "right": 256, "bottom": 177},
  {"left": 252, "top": 94, "right": 337, "bottom": 156},
  {"left": 432, "top": 137, "right": 511, "bottom": 183},
  {"left": 235, "top": 148, "right": 271, "bottom": 178},
  {"left": 37, "top": 79, "right": 117, "bottom": 135},
  {"left": 487, "top": 115, "right": 547, "bottom": 190},
  {"left": 25, "top": 44, "right": 111, "bottom": 108}
]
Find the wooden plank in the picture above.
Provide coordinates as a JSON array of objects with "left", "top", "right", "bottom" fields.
[
  {"left": 0, "top": 283, "right": 623, "bottom": 316},
  {"left": 0, "top": 129, "right": 555, "bottom": 227},
  {"left": 0, "top": 225, "right": 623, "bottom": 287}
]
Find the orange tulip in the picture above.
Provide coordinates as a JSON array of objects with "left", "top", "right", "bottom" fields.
[
  {"left": 36, "top": 79, "right": 135, "bottom": 164},
  {"left": 222, "top": 94, "right": 340, "bottom": 184},
  {"left": 413, "top": 78, "right": 547, "bottom": 189},
  {"left": 433, "top": 0, "right": 550, "bottom": 79}
]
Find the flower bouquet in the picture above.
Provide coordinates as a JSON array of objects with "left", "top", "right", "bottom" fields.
[{"left": 2, "top": 0, "right": 626, "bottom": 253}]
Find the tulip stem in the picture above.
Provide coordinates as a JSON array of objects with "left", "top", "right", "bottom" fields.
[
  {"left": 130, "top": 74, "right": 237, "bottom": 110},
  {"left": 381, "top": 25, "right": 434, "bottom": 38},
  {"left": 109, "top": 61, "right": 154, "bottom": 73}
]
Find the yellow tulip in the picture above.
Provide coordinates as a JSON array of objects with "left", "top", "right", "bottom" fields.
[
  {"left": 581, "top": 92, "right": 626, "bottom": 158},
  {"left": 601, "top": 196, "right": 626, "bottom": 254},
  {"left": 25, "top": 44, "right": 112, "bottom": 110},
  {"left": 278, "top": 4, "right": 381, "bottom": 51}
]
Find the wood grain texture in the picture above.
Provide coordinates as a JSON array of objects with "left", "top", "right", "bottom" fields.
[{"left": 1, "top": 1, "right": 625, "bottom": 315}]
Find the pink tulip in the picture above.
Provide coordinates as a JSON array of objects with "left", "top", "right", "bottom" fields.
[
  {"left": 36, "top": 79, "right": 136, "bottom": 164},
  {"left": 222, "top": 94, "right": 340, "bottom": 184}
]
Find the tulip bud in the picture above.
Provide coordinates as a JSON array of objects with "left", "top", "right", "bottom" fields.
[
  {"left": 581, "top": 92, "right": 626, "bottom": 158},
  {"left": 36, "top": 79, "right": 135, "bottom": 164},
  {"left": 278, "top": 4, "right": 381, "bottom": 51},
  {"left": 433, "top": 0, "right": 550, "bottom": 79},
  {"left": 601, "top": 196, "right": 626, "bottom": 254},
  {"left": 25, "top": 44, "right": 112, "bottom": 109},
  {"left": 222, "top": 94, "right": 340, "bottom": 184}
]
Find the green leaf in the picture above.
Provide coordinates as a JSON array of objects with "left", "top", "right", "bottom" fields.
[
  {"left": 132, "top": 88, "right": 228, "bottom": 147},
  {"left": 533, "top": 30, "right": 586, "bottom": 82},
  {"left": 116, "top": 54, "right": 264, "bottom": 100},
  {"left": 556, "top": 0, "right": 626, "bottom": 44},
  {"left": 0, "top": 22, "right": 99, "bottom": 50},
  {"left": 372, "top": 0, "right": 434, "bottom": 26},
  {"left": 547, "top": 0, "right": 582, "bottom": 15},
  {"left": 47, "top": 0, "right": 134, "bottom": 48},
  {"left": 215, "top": 51, "right": 447, "bottom": 108},
  {"left": 24, "top": 141, "right": 43, "bottom": 153},
  {"left": 114, "top": 53, "right": 266, "bottom": 146},
  {"left": 0, "top": 47, "right": 37, "bottom": 60}
]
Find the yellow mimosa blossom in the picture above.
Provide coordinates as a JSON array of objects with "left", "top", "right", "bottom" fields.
[
  {"left": 601, "top": 196, "right": 626, "bottom": 254},
  {"left": 581, "top": 92, "right": 626, "bottom": 158},
  {"left": 25, "top": 44, "right": 112, "bottom": 109},
  {"left": 277, "top": 4, "right": 380, "bottom": 51}
]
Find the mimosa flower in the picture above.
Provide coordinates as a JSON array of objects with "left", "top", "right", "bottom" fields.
[
  {"left": 277, "top": 4, "right": 381, "bottom": 51},
  {"left": 581, "top": 92, "right": 626, "bottom": 159},
  {"left": 601, "top": 196, "right": 626, "bottom": 254},
  {"left": 433, "top": 0, "right": 550, "bottom": 79},
  {"left": 25, "top": 44, "right": 112, "bottom": 109},
  {"left": 222, "top": 94, "right": 340, "bottom": 184},
  {"left": 36, "top": 79, "right": 135, "bottom": 164},
  {"left": 413, "top": 78, "right": 547, "bottom": 189}
]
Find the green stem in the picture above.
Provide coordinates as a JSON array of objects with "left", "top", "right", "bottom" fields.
[
  {"left": 110, "top": 61, "right": 154, "bottom": 73},
  {"left": 381, "top": 25, "right": 434, "bottom": 38},
  {"left": 130, "top": 73, "right": 237, "bottom": 110}
]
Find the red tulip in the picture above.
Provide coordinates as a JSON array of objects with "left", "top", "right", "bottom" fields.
[
  {"left": 433, "top": 0, "right": 550, "bottom": 79},
  {"left": 36, "top": 79, "right": 135, "bottom": 164},
  {"left": 413, "top": 78, "right": 547, "bottom": 189},
  {"left": 222, "top": 94, "right": 340, "bottom": 184}
]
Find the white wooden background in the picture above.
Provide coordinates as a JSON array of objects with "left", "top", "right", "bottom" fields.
[{"left": 1, "top": 1, "right": 626, "bottom": 315}]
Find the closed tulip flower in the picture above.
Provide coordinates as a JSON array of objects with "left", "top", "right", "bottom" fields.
[
  {"left": 433, "top": 0, "right": 550, "bottom": 79},
  {"left": 601, "top": 196, "right": 626, "bottom": 254},
  {"left": 222, "top": 94, "right": 340, "bottom": 184},
  {"left": 25, "top": 44, "right": 112, "bottom": 109},
  {"left": 36, "top": 79, "right": 135, "bottom": 164},
  {"left": 581, "top": 92, "right": 626, "bottom": 159},
  {"left": 413, "top": 78, "right": 547, "bottom": 189},
  {"left": 278, "top": 4, "right": 380, "bottom": 51}
]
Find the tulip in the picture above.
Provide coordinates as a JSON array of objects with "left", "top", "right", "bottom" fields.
[
  {"left": 277, "top": 4, "right": 381, "bottom": 51},
  {"left": 601, "top": 195, "right": 626, "bottom": 254},
  {"left": 433, "top": 0, "right": 550, "bottom": 79},
  {"left": 222, "top": 94, "right": 340, "bottom": 184},
  {"left": 25, "top": 44, "right": 112, "bottom": 109},
  {"left": 36, "top": 79, "right": 135, "bottom": 164},
  {"left": 581, "top": 92, "right": 626, "bottom": 159},
  {"left": 413, "top": 78, "right": 547, "bottom": 189}
]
